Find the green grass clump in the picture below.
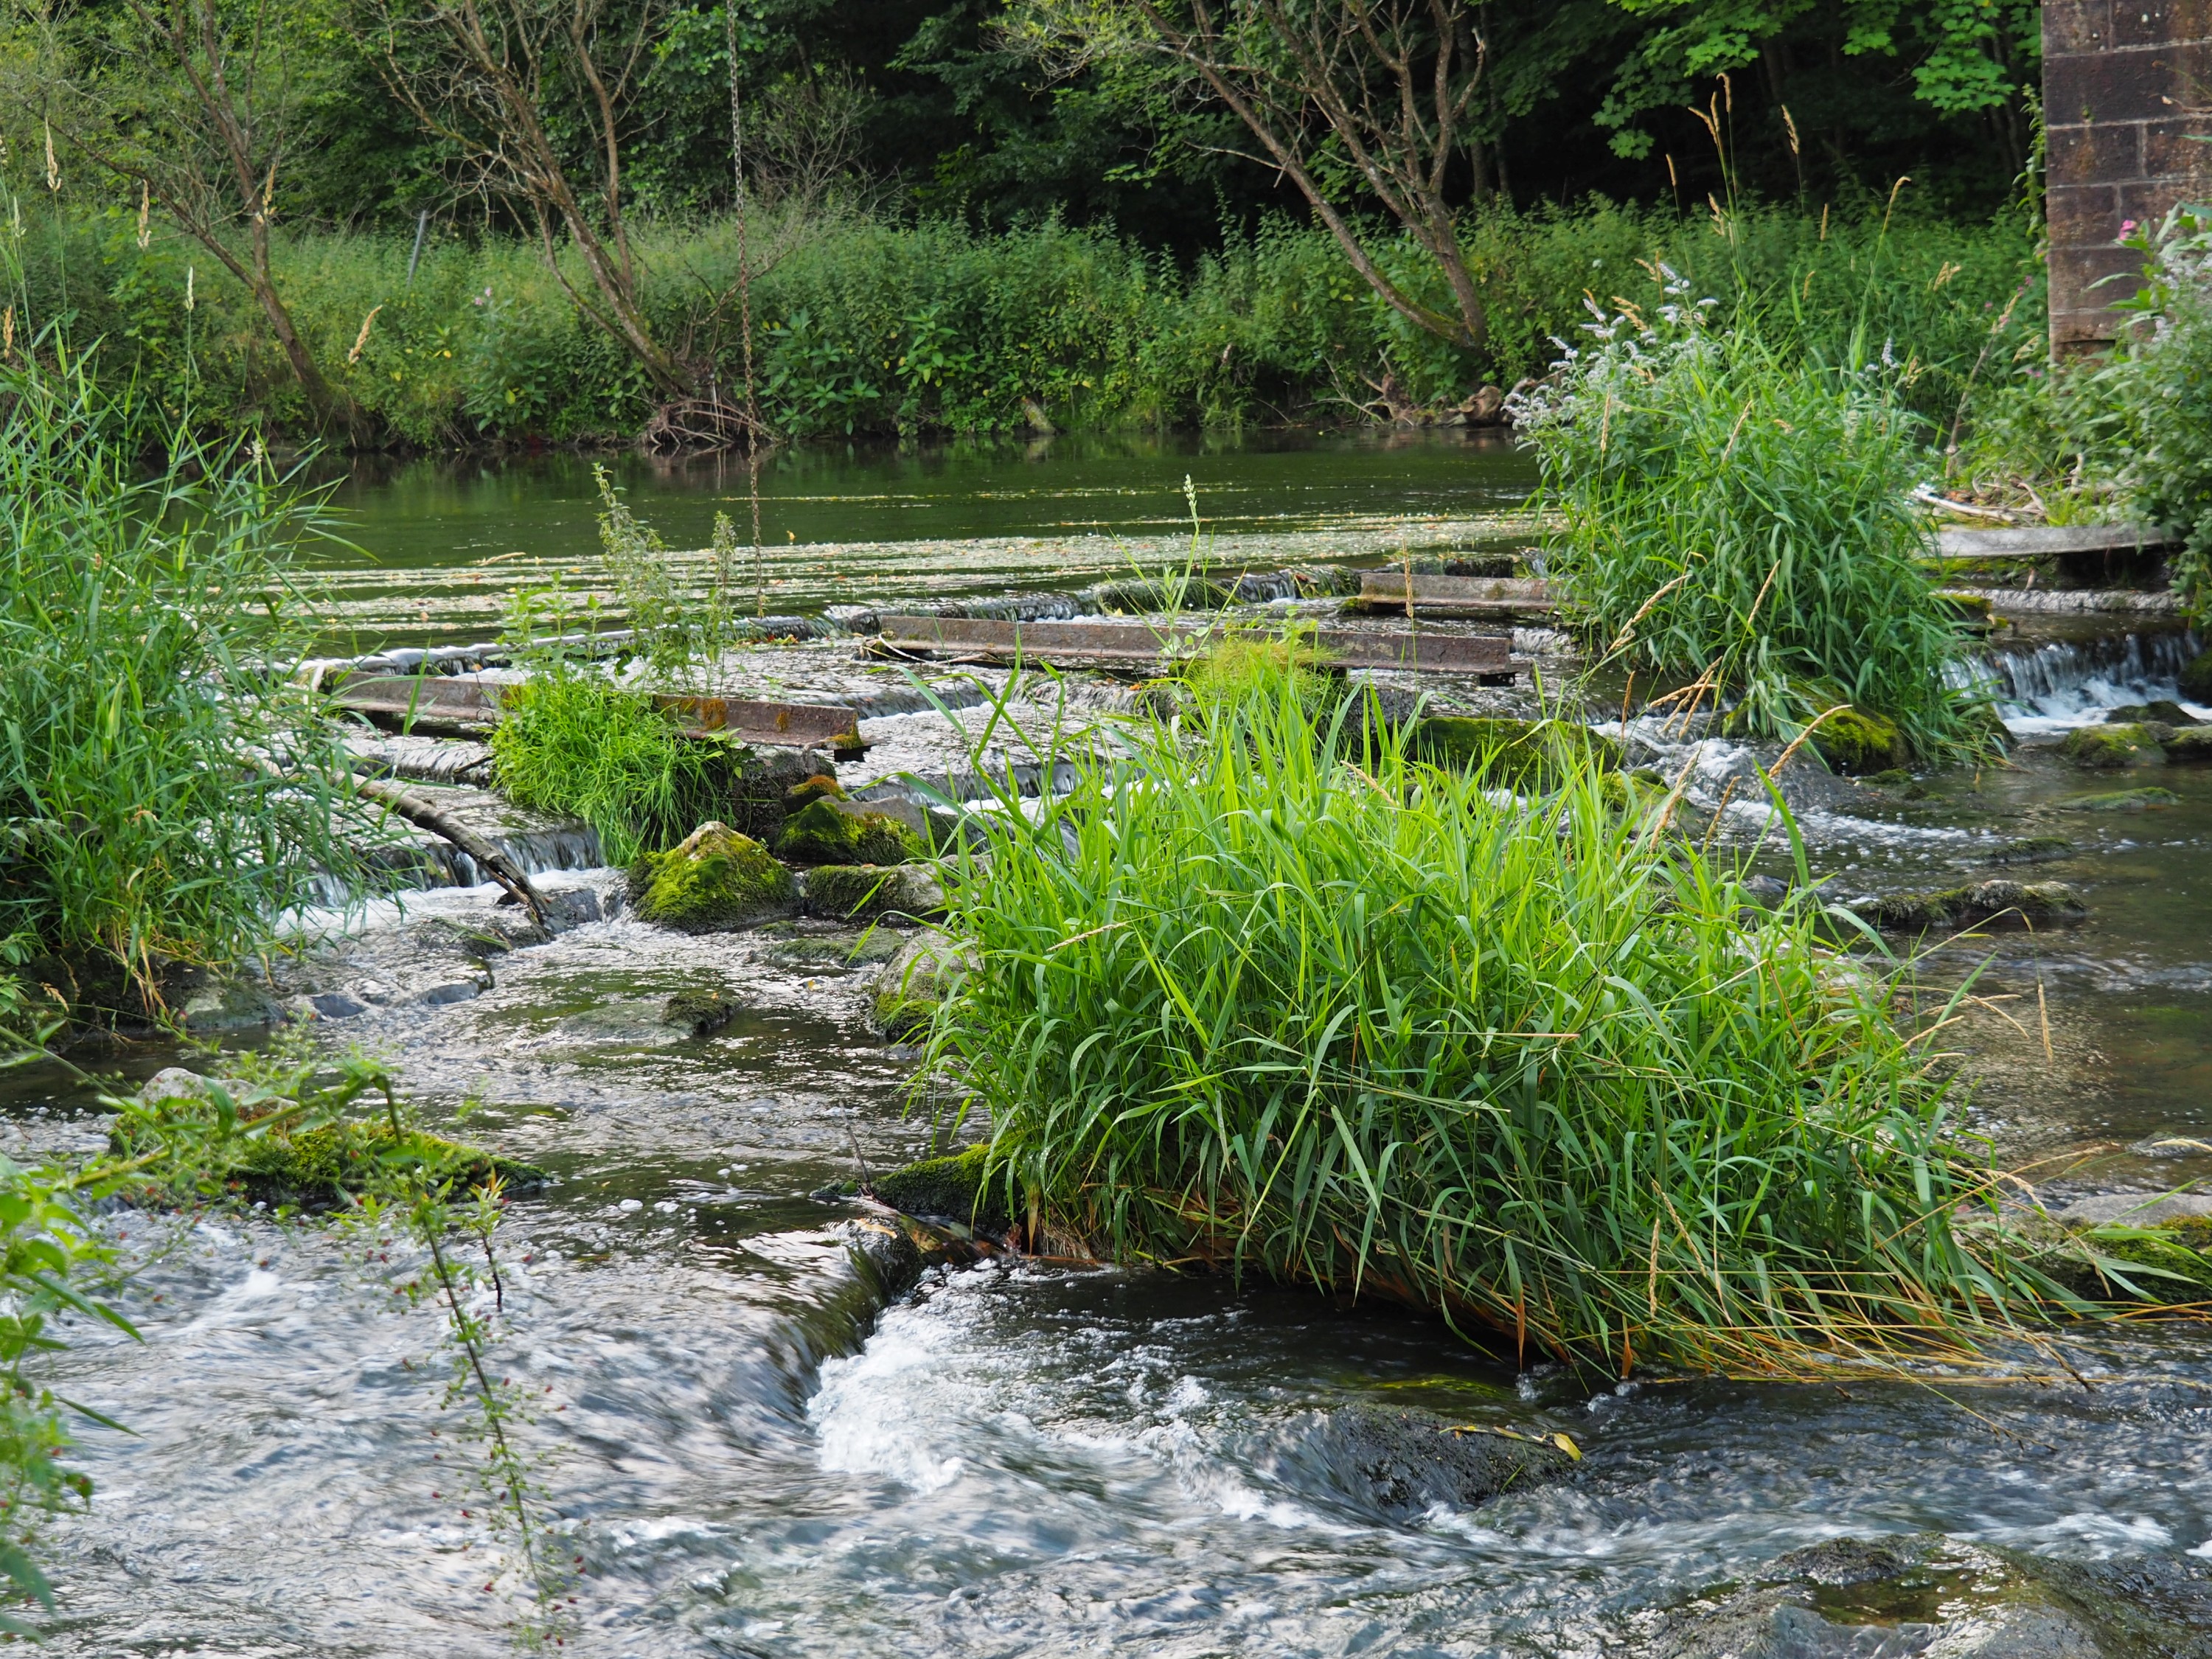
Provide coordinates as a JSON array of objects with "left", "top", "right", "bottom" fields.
[
  {"left": 0, "top": 346, "right": 371, "bottom": 1012},
  {"left": 1518, "top": 305, "right": 1990, "bottom": 764},
  {"left": 919, "top": 655, "right": 2144, "bottom": 1380},
  {"left": 488, "top": 671, "right": 739, "bottom": 866}
]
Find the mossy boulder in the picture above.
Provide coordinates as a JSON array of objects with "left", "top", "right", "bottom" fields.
[
  {"left": 1989, "top": 835, "right": 2072, "bottom": 866},
  {"left": 627, "top": 821, "right": 799, "bottom": 932},
  {"left": 2063, "top": 786, "right": 2180, "bottom": 812},
  {"left": 784, "top": 773, "right": 846, "bottom": 810},
  {"left": 1409, "top": 717, "right": 1621, "bottom": 790},
  {"left": 2059, "top": 722, "right": 2165, "bottom": 769},
  {"left": 868, "top": 927, "right": 971, "bottom": 1040},
  {"left": 662, "top": 987, "right": 737, "bottom": 1036},
  {"left": 803, "top": 863, "right": 946, "bottom": 923},
  {"left": 2180, "top": 646, "right": 2212, "bottom": 702},
  {"left": 2164, "top": 726, "right": 2212, "bottom": 762},
  {"left": 1809, "top": 708, "right": 1907, "bottom": 775},
  {"left": 871, "top": 1143, "right": 1012, "bottom": 1235},
  {"left": 773, "top": 796, "right": 929, "bottom": 866},
  {"left": 1849, "top": 879, "right": 2084, "bottom": 933}
]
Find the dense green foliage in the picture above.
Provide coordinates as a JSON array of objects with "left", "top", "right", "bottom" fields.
[
  {"left": 6, "top": 199, "right": 2035, "bottom": 444},
  {"left": 921, "top": 661, "right": 2116, "bottom": 1379},
  {"left": 1517, "top": 298, "right": 1989, "bottom": 759},
  {"left": 0, "top": 347, "right": 369, "bottom": 1006},
  {"left": 489, "top": 672, "right": 740, "bottom": 866}
]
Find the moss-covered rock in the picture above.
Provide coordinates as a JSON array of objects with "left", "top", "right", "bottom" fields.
[
  {"left": 2059, "top": 722, "right": 2165, "bottom": 769},
  {"left": 1849, "top": 879, "right": 2084, "bottom": 933},
  {"left": 662, "top": 987, "right": 737, "bottom": 1036},
  {"left": 1809, "top": 708, "right": 1907, "bottom": 775},
  {"left": 773, "top": 796, "right": 929, "bottom": 866},
  {"left": 1409, "top": 717, "right": 1621, "bottom": 790},
  {"left": 1989, "top": 835, "right": 2072, "bottom": 866},
  {"left": 2164, "top": 726, "right": 2212, "bottom": 762},
  {"left": 2063, "top": 786, "right": 2181, "bottom": 812},
  {"left": 627, "top": 821, "right": 799, "bottom": 932},
  {"left": 870, "top": 1143, "right": 1012, "bottom": 1234},
  {"left": 1310, "top": 1408, "right": 1580, "bottom": 1519},
  {"left": 784, "top": 773, "right": 846, "bottom": 810},
  {"left": 2107, "top": 700, "right": 2199, "bottom": 727},
  {"left": 803, "top": 863, "right": 946, "bottom": 922},
  {"left": 2180, "top": 646, "right": 2212, "bottom": 703},
  {"left": 868, "top": 927, "right": 970, "bottom": 1040}
]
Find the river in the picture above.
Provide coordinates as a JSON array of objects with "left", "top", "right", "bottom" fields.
[{"left": 9, "top": 437, "right": 2212, "bottom": 1655}]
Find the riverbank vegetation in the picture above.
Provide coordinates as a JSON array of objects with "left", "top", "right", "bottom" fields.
[
  {"left": 919, "top": 660, "right": 2200, "bottom": 1380},
  {"left": 1517, "top": 292, "right": 1994, "bottom": 761},
  {"left": 0, "top": 347, "right": 370, "bottom": 1019}
]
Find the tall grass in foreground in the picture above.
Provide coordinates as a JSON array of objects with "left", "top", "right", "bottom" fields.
[
  {"left": 1515, "top": 296, "right": 1989, "bottom": 762},
  {"left": 0, "top": 347, "right": 369, "bottom": 1009},
  {"left": 921, "top": 667, "right": 2136, "bottom": 1380}
]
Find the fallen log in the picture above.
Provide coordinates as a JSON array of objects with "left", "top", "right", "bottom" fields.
[{"left": 355, "top": 776, "right": 549, "bottom": 928}]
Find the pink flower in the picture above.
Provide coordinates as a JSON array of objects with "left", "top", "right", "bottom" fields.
[{"left": 2121, "top": 219, "right": 2138, "bottom": 233}]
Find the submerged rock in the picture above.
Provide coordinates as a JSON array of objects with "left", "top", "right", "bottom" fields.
[
  {"left": 178, "top": 975, "right": 282, "bottom": 1034},
  {"left": 628, "top": 821, "right": 799, "bottom": 932},
  {"left": 2058, "top": 723, "right": 2166, "bottom": 769},
  {"left": 774, "top": 796, "right": 930, "bottom": 866},
  {"left": 1636, "top": 1533, "right": 2212, "bottom": 1659},
  {"left": 2062, "top": 786, "right": 2180, "bottom": 812},
  {"left": 803, "top": 863, "right": 946, "bottom": 923},
  {"left": 1848, "top": 880, "right": 2084, "bottom": 933},
  {"left": 2105, "top": 699, "right": 2201, "bottom": 727},
  {"left": 1409, "top": 716, "right": 1622, "bottom": 788},
  {"left": 1301, "top": 1407, "right": 1579, "bottom": 1520},
  {"left": 661, "top": 986, "right": 737, "bottom": 1037},
  {"left": 1989, "top": 835, "right": 2073, "bottom": 866},
  {"left": 1809, "top": 708, "right": 1907, "bottom": 776}
]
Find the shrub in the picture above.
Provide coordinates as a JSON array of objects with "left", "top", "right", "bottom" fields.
[
  {"left": 1514, "top": 294, "right": 1990, "bottom": 762},
  {"left": 917, "top": 656, "right": 2132, "bottom": 1380},
  {"left": 2087, "top": 205, "right": 2212, "bottom": 621},
  {"left": 0, "top": 349, "right": 370, "bottom": 1012}
]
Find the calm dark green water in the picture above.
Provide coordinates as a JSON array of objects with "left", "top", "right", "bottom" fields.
[{"left": 311, "top": 430, "right": 1537, "bottom": 651}]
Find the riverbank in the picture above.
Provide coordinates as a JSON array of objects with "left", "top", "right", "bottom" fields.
[{"left": 7, "top": 202, "right": 2035, "bottom": 449}]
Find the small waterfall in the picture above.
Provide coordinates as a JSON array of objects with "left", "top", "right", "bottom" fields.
[{"left": 1980, "top": 626, "right": 2203, "bottom": 733}]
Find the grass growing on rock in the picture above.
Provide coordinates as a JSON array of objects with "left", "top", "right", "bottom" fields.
[
  {"left": 916, "top": 655, "right": 2166, "bottom": 1381},
  {"left": 490, "top": 670, "right": 741, "bottom": 866}
]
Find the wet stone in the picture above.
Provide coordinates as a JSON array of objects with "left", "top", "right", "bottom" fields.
[
  {"left": 868, "top": 927, "right": 971, "bottom": 1040},
  {"left": 1848, "top": 880, "right": 2085, "bottom": 933},
  {"left": 1809, "top": 707, "right": 1907, "bottom": 776},
  {"left": 2058, "top": 723, "right": 2166, "bottom": 769},
  {"left": 1989, "top": 835, "right": 2073, "bottom": 865},
  {"left": 1299, "top": 1406, "right": 1579, "bottom": 1520},
  {"left": 2105, "top": 699, "right": 2202, "bottom": 727},
  {"left": 2062, "top": 786, "right": 2181, "bottom": 812},
  {"left": 803, "top": 863, "right": 946, "bottom": 924},
  {"left": 661, "top": 987, "right": 738, "bottom": 1037}
]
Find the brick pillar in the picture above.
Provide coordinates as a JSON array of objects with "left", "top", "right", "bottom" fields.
[{"left": 2044, "top": 1, "right": 2212, "bottom": 352}]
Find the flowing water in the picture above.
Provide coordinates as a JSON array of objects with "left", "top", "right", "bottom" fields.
[
  {"left": 307, "top": 431, "right": 1536, "bottom": 650},
  {"left": 10, "top": 445, "right": 2212, "bottom": 1655}
]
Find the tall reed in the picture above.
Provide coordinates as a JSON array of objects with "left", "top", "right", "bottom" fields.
[
  {"left": 0, "top": 344, "right": 369, "bottom": 1010},
  {"left": 1514, "top": 294, "right": 1991, "bottom": 760},
  {"left": 920, "top": 661, "right": 2118, "bottom": 1380}
]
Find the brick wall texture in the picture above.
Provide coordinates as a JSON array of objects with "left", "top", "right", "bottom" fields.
[{"left": 2045, "top": 1, "right": 2212, "bottom": 348}]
